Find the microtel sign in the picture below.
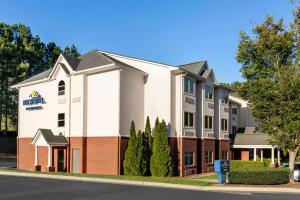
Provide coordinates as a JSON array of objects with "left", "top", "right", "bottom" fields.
[{"left": 23, "top": 91, "right": 46, "bottom": 111}]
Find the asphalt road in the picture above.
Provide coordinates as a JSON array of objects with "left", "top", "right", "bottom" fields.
[{"left": 0, "top": 175, "right": 298, "bottom": 200}]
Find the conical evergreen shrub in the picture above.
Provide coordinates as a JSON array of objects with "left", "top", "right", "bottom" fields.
[
  {"left": 150, "top": 119, "right": 173, "bottom": 177},
  {"left": 123, "top": 121, "right": 139, "bottom": 175}
]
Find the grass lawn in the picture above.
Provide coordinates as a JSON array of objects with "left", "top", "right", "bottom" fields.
[
  {"left": 0, "top": 169, "right": 211, "bottom": 186},
  {"left": 195, "top": 173, "right": 218, "bottom": 180}
]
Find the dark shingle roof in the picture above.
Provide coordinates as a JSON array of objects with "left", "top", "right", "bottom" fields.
[
  {"left": 231, "top": 133, "right": 270, "bottom": 146},
  {"left": 32, "top": 129, "right": 68, "bottom": 145},
  {"left": 178, "top": 61, "right": 206, "bottom": 76},
  {"left": 17, "top": 68, "right": 52, "bottom": 85},
  {"left": 74, "top": 50, "right": 113, "bottom": 71}
]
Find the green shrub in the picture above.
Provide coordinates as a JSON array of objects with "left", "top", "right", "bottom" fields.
[
  {"left": 123, "top": 121, "right": 139, "bottom": 175},
  {"left": 296, "top": 156, "right": 300, "bottom": 162},
  {"left": 230, "top": 160, "right": 266, "bottom": 171},
  {"left": 150, "top": 119, "right": 173, "bottom": 177},
  {"left": 228, "top": 168, "right": 290, "bottom": 185}
]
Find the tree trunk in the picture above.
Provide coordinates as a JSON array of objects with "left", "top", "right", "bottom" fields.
[{"left": 288, "top": 148, "right": 299, "bottom": 182}]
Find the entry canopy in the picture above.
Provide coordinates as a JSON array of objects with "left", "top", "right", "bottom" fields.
[{"left": 31, "top": 129, "right": 68, "bottom": 146}]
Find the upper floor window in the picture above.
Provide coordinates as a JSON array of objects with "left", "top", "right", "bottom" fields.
[
  {"left": 184, "top": 77, "right": 195, "bottom": 95},
  {"left": 58, "top": 113, "right": 65, "bottom": 127},
  {"left": 184, "top": 112, "right": 194, "bottom": 128},
  {"left": 221, "top": 90, "right": 229, "bottom": 104},
  {"left": 232, "top": 107, "right": 238, "bottom": 115},
  {"left": 58, "top": 80, "right": 65, "bottom": 96},
  {"left": 221, "top": 118, "right": 228, "bottom": 131},
  {"left": 204, "top": 115, "right": 213, "bottom": 130},
  {"left": 232, "top": 126, "right": 237, "bottom": 134},
  {"left": 205, "top": 85, "right": 213, "bottom": 100}
]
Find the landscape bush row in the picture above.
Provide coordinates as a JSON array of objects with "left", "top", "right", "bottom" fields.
[
  {"left": 123, "top": 117, "right": 173, "bottom": 177},
  {"left": 230, "top": 160, "right": 266, "bottom": 171},
  {"left": 228, "top": 168, "right": 290, "bottom": 185}
]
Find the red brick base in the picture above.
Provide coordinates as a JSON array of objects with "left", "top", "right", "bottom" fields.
[{"left": 18, "top": 136, "right": 231, "bottom": 177}]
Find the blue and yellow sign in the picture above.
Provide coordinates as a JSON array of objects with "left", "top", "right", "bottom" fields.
[{"left": 23, "top": 91, "right": 46, "bottom": 111}]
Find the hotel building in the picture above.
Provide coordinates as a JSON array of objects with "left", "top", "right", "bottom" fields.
[{"left": 13, "top": 50, "right": 267, "bottom": 177}]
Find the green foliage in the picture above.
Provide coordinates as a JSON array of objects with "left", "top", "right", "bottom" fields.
[
  {"left": 0, "top": 22, "right": 80, "bottom": 132},
  {"left": 136, "top": 130, "right": 147, "bottom": 176},
  {"left": 123, "top": 121, "right": 139, "bottom": 175},
  {"left": 150, "top": 119, "right": 173, "bottom": 177},
  {"left": 143, "top": 116, "right": 152, "bottom": 175},
  {"left": 230, "top": 160, "right": 266, "bottom": 171},
  {"left": 236, "top": 10, "right": 300, "bottom": 174},
  {"left": 228, "top": 168, "right": 290, "bottom": 185},
  {"left": 145, "top": 116, "right": 152, "bottom": 151}
]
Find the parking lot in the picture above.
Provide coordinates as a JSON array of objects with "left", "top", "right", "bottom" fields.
[{"left": 0, "top": 157, "right": 16, "bottom": 169}]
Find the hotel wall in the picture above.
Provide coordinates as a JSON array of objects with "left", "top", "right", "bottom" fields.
[{"left": 103, "top": 54, "right": 175, "bottom": 136}]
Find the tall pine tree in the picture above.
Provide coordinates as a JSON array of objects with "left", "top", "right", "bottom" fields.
[{"left": 150, "top": 120, "right": 173, "bottom": 177}]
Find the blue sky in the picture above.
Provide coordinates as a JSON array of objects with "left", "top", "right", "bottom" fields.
[{"left": 0, "top": 0, "right": 295, "bottom": 83}]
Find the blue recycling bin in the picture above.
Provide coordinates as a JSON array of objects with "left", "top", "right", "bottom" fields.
[{"left": 214, "top": 160, "right": 230, "bottom": 184}]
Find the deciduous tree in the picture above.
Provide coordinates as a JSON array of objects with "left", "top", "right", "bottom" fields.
[{"left": 236, "top": 11, "right": 300, "bottom": 181}]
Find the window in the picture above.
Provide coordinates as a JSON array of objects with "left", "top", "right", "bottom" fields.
[
  {"left": 232, "top": 126, "right": 237, "bottom": 134},
  {"left": 58, "top": 113, "right": 65, "bottom": 127},
  {"left": 184, "top": 152, "right": 194, "bottom": 166},
  {"left": 221, "top": 119, "right": 228, "bottom": 131},
  {"left": 232, "top": 107, "right": 237, "bottom": 115},
  {"left": 184, "top": 112, "right": 194, "bottom": 128},
  {"left": 221, "top": 151, "right": 228, "bottom": 160},
  {"left": 205, "top": 85, "right": 213, "bottom": 100},
  {"left": 204, "top": 115, "right": 213, "bottom": 129},
  {"left": 221, "top": 90, "right": 229, "bottom": 104},
  {"left": 58, "top": 80, "right": 65, "bottom": 96},
  {"left": 184, "top": 77, "right": 195, "bottom": 95},
  {"left": 205, "top": 151, "right": 213, "bottom": 164}
]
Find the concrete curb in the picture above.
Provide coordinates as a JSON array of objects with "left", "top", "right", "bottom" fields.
[{"left": 0, "top": 170, "right": 299, "bottom": 194}]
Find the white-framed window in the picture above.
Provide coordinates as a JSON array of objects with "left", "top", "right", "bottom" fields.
[
  {"left": 184, "top": 112, "right": 194, "bottom": 128},
  {"left": 205, "top": 150, "right": 213, "bottom": 164},
  {"left": 221, "top": 151, "right": 228, "bottom": 160},
  {"left": 205, "top": 85, "right": 213, "bottom": 100},
  {"left": 232, "top": 126, "right": 237, "bottom": 134},
  {"left": 184, "top": 152, "right": 194, "bottom": 166},
  {"left": 204, "top": 115, "right": 213, "bottom": 130},
  {"left": 58, "top": 113, "right": 65, "bottom": 127},
  {"left": 232, "top": 107, "right": 238, "bottom": 115},
  {"left": 221, "top": 90, "right": 229, "bottom": 104},
  {"left": 58, "top": 80, "right": 65, "bottom": 96},
  {"left": 184, "top": 77, "right": 195, "bottom": 95},
  {"left": 221, "top": 118, "right": 228, "bottom": 131}
]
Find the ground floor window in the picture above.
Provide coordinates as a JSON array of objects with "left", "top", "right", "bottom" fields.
[
  {"left": 205, "top": 150, "right": 213, "bottom": 164},
  {"left": 221, "top": 151, "right": 228, "bottom": 160},
  {"left": 184, "top": 152, "right": 194, "bottom": 166}
]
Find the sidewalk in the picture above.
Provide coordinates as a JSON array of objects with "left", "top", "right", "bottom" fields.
[{"left": 0, "top": 170, "right": 299, "bottom": 194}]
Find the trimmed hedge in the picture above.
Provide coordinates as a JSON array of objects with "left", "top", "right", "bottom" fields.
[
  {"left": 230, "top": 160, "right": 266, "bottom": 171},
  {"left": 228, "top": 168, "right": 290, "bottom": 185}
]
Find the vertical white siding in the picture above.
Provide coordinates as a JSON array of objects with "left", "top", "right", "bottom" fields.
[
  {"left": 86, "top": 70, "right": 120, "bottom": 136},
  {"left": 119, "top": 67, "right": 144, "bottom": 136}
]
